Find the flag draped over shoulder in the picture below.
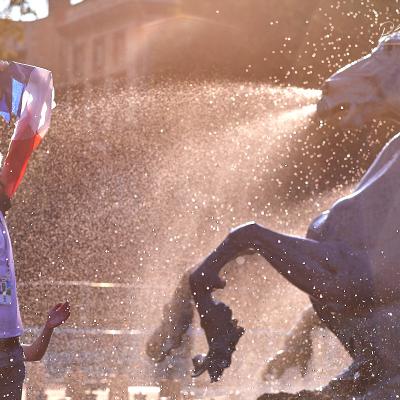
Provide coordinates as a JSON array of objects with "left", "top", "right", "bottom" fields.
[{"left": 0, "top": 61, "right": 55, "bottom": 197}]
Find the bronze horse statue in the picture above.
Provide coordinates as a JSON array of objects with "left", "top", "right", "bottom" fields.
[{"left": 147, "top": 32, "right": 400, "bottom": 399}]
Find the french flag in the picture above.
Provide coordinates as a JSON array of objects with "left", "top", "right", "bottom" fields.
[{"left": 0, "top": 61, "right": 55, "bottom": 197}]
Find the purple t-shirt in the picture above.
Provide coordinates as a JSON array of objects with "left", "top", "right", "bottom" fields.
[{"left": 0, "top": 213, "right": 23, "bottom": 338}]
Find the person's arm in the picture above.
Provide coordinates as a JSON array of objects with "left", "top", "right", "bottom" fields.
[{"left": 23, "top": 301, "right": 70, "bottom": 362}]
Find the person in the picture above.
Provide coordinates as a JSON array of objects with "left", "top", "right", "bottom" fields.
[
  {"left": 0, "top": 196, "right": 70, "bottom": 398},
  {"left": 0, "top": 185, "right": 70, "bottom": 400},
  {"left": 0, "top": 60, "right": 56, "bottom": 399},
  {"left": 0, "top": 184, "right": 25, "bottom": 399}
]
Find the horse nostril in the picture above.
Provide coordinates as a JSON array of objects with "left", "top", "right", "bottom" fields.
[
  {"left": 317, "top": 101, "right": 350, "bottom": 120},
  {"left": 321, "top": 82, "right": 331, "bottom": 96},
  {"left": 332, "top": 103, "right": 350, "bottom": 115}
]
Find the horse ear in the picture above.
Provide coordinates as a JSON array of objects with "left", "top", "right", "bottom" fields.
[{"left": 379, "top": 21, "right": 396, "bottom": 38}]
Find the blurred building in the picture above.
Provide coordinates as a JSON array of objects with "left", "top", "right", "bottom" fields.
[
  {"left": 22, "top": 0, "right": 179, "bottom": 89},
  {"left": 18, "top": 0, "right": 394, "bottom": 90}
]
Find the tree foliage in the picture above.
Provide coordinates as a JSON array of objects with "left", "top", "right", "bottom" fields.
[
  {"left": 1, "top": 0, "right": 35, "bottom": 17},
  {"left": 0, "top": 0, "right": 34, "bottom": 60},
  {"left": 0, "top": 19, "right": 22, "bottom": 59}
]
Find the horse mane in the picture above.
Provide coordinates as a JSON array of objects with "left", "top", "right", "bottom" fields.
[{"left": 379, "top": 21, "right": 400, "bottom": 41}]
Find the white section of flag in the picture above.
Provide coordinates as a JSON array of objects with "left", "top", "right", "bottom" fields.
[{"left": 13, "top": 66, "right": 55, "bottom": 141}]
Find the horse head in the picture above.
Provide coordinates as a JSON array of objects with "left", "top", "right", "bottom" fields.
[{"left": 317, "top": 32, "right": 400, "bottom": 128}]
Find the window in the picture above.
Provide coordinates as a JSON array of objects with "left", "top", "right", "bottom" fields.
[
  {"left": 73, "top": 42, "right": 86, "bottom": 78},
  {"left": 112, "top": 30, "right": 126, "bottom": 66},
  {"left": 92, "top": 36, "right": 105, "bottom": 73},
  {"left": 59, "top": 41, "right": 68, "bottom": 81}
]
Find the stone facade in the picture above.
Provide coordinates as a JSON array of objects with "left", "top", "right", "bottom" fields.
[
  {"left": 19, "top": 1, "right": 395, "bottom": 90},
  {"left": 22, "top": 0, "right": 179, "bottom": 88}
]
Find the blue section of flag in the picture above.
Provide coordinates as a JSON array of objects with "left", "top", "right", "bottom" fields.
[
  {"left": 11, "top": 79, "right": 25, "bottom": 117},
  {"left": 0, "top": 62, "right": 34, "bottom": 123},
  {"left": 0, "top": 97, "right": 9, "bottom": 123}
]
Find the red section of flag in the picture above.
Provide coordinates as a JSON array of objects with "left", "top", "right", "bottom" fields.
[
  {"left": 0, "top": 131, "right": 42, "bottom": 198},
  {"left": 0, "top": 63, "right": 54, "bottom": 197}
]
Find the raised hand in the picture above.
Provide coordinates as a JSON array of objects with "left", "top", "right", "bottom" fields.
[{"left": 45, "top": 301, "right": 71, "bottom": 329}]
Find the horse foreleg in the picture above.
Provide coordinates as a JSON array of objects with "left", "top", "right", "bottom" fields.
[
  {"left": 262, "top": 305, "right": 324, "bottom": 380},
  {"left": 190, "top": 221, "right": 354, "bottom": 299},
  {"left": 146, "top": 270, "right": 194, "bottom": 362},
  {"left": 190, "top": 221, "right": 368, "bottom": 382}
]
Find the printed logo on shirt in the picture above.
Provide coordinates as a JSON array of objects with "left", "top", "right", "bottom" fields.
[{"left": 0, "top": 277, "right": 12, "bottom": 305}]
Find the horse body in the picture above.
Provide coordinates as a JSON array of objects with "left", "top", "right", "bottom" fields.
[
  {"left": 307, "top": 133, "right": 400, "bottom": 378},
  {"left": 147, "top": 32, "right": 400, "bottom": 398},
  {"left": 178, "top": 132, "right": 400, "bottom": 398},
  {"left": 186, "top": 131, "right": 400, "bottom": 384},
  {"left": 318, "top": 133, "right": 400, "bottom": 295}
]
